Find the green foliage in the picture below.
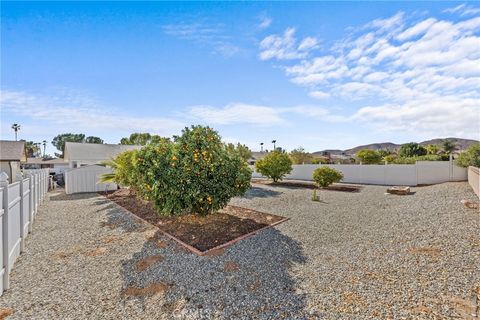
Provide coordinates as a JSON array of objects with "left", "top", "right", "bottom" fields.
[
  {"left": 115, "top": 126, "right": 251, "bottom": 216},
  {"left": 312, "top": 166, "right": 343, "bottom": 188},
  {"left": 100, "top": 150, "right": 139, "bottom": 188},
  {"left": 392, "top": 154, "right": 449, "bottom": 164},
  {"left": 21, "top": 140, "right": 40, "bottom": 157},
  {"left": 457, "top": 143, "right": 480, "bottom": 168},
  {"left": 383, "top": 154, "right": 397, "bottom": 163},
  {"left": 426, "top": 144, "right": 439, "bottom": 155},
  {"left": 255, "top": 151, "right": 293, "bottom": 182},
  {"left": 52, "top": 133, "right": 86, "bottom": 158},
  {"left": 226, "top": 143, "right": 252, "bottom": 162},
  {"left": 120, "top": 133, "right": 168, "bottom": 146},
  {"left": 442, "top": 140, "right": 457, "bottom": 154},
  {"left": 85, "top": 136, "right": 104, "bottom": 144},
  {"left": 289, "top": 147, "right": 313, "bottom": 164},
  {"left": 356, "top": 149, "right": 383, "bottom": 164},
  {"left": 398, "top": 142, "right": 427, "bottom": 158},
  {"left": 311, "top": 157, "right": 327, "bottom": 164}
]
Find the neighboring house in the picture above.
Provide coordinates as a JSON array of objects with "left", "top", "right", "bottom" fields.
[
  {"left": 63, "top": 142, "right": 142, "bottom": 168},
  {"left": 248, "top": 151, "right": 268, "bottom": 165},
  {"left": 22, "top": 157, "right": 69, "bottom": 174},
  {"left": 0, "top": 140, "right": 27, "bottom": 182}
]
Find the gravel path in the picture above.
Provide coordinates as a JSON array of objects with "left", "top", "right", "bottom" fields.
[{"left": 0, "top": 182, "right": 478, "bottom": 319}]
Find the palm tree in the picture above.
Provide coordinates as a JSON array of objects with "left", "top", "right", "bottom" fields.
[
  {"left": 11, "top": 123, "right": 21, "bottom": 141},
  {"left": 442, "top": 140, "right": 456, "bottom": 154},
  {"left": 260, "top": 142, "right": 264, "bottom": 152},
  {"left": 42, "top": 140, "right": 47, "bottom": 157},
  {"left": 272, "top": 140, "right": 276, "bottom": 150}
]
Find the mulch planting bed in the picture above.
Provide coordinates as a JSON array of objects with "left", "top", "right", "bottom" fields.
[
  {"left": 252, "top": 179, "right": 362, "bottom": 192},
  {"left": 102, "top": 189, "right": 288, "bottom": 254}
]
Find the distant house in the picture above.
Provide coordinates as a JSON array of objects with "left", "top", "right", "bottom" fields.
[
  {"left": 63, "top": 142, "right": 142, "bottom": 168},
  {"left": 248, "top": 151, "right": 268, "bottom": 165},
  {"left": 22, "top": 157, "right": 69, "bottom": 174},
  {"left": 0, "top": 140, "right": 27, "bottom": 182}
]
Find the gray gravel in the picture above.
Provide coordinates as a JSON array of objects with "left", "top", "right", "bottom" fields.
[{"left": 0, "top": 182, "right": 478, "bottom": 319}]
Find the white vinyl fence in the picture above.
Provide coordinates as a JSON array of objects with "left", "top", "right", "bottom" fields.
[
  {"left": 252, "top": 161, "right": 467, "bottom": 186},
  {"left": 0, "top": 169, "right": 49, "bottom": 295},
  {"left": 64, "top": 165, "right": 117, "bottom": 194},
  {"left": 468, "top": 166, "right": 479, "bottom": 198}
]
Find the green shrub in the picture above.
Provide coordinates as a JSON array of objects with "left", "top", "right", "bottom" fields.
[
  {"left": 289, "top": 147, "right": 313, "bottom": 164},
  {"left": 134, "top": 126, "right": 252, "bottom": 216},
  {"left": 457, "top": 143, "right": 480, "bottom": 168},
  {"left": 398, "top": 142, "right": 427, "bottom": 157},
  {"left": 255, "top": 151, "right": 293, "bottom": 182},
  {"left": 356, "top": 149, "right": 382, "bottom": 164},
  {"left": 225, "top": 143, "right": 252, "bottom": 162},
  {"left": 100, "top": 150, "right": 140, "bottom": 189},
  {"left": 311, "top": 157, "right": 327, "bottom": 164},
  {"left": 312, "top": 166, "right": 343, "bottom": 188}
]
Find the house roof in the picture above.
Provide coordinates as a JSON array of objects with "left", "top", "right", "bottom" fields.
[
  {"left": 24, "top": 157, "right": 68, "bottom": 165},
  {"left": 0, "top": 140, "right": 27, "bottom": 161},
  {"left": 64, "top": 142, "right": 141, "bottom": 161}
]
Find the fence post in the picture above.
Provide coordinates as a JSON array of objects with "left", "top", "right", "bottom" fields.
[
  {"left": 16, "top": 173, "right": 25, "bottom": 253},
  {"left": 0, "top": 172, "right": 10, "bottom": 290},
  {"left": 27, "top": 173, "right": 34, "bottom": 233}
]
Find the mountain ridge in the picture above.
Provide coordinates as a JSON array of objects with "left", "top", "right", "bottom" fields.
[{"left": 313, "top": 137, "right": 478, "bottom": 156}]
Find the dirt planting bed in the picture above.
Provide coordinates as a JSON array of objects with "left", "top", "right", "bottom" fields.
[
  {"left": 103, "top": 189, "right": 288, "bottom": 253},
  {"left": 252, "top": 179, "right": 362, "bottom": 192}
]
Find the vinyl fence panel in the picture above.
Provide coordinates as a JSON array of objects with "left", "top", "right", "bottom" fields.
[
  {"left": 251, "top": 161, "right": 467, "bottom": 186},
  {"left": 65, "top": 165, "right": 117, "bottom": 194},
  {"left": 0, "top": 169, "right": 49, "bottom": 294}
]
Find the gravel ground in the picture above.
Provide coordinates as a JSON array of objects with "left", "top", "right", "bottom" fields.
[{"left": 0, "top": 182, "right": 478, "bottom": 319}]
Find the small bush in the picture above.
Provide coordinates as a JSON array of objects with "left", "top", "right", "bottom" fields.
[
  {"left": 398, "top": 142, "right": 427, "bottom": 157},
  {"left": 356, "top": 149, "right": 382, "bottom": 164},
  {"left": 312, "top": 166, "right": 343, "bottom": 188},
  {"left": 255, "top": 151, "right": 293, "bottom": 182},
  {"left": 457, "top": 143, "right": 480, "bottom": 168}
]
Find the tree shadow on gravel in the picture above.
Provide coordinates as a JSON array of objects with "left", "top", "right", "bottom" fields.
[
  {"left": 242, "top": 186, "right": 283, "bottom": 199},
  {"left": 93, "top": 199, "right": 149, "bottom": 233},
  {"left": 119, "top": 228, "right": 312, "bottom": 319}
]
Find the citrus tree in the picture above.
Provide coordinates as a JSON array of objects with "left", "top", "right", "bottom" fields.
[
  {"left": 135, "top": 126, "right": 251, "bottom": 216},
  {"left": 255, "top": 151, "right": 293, "bottom": 182}
]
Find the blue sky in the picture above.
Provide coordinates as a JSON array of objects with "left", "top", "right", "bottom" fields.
[{"left": 1, "top": 1, "right": 479, "bottom": 156}]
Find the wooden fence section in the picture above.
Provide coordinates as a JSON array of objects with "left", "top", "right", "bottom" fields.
[{"left": 0, "top": 169, "right": 49, "bottom": 295}]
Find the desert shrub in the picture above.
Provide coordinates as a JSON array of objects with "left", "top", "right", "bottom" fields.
[
  {"left": 398, "top": 143, "right": 427, "bottom": 157},
  {"left": 100, "top": 150, "right": 140, "bottom": 189},
  {"left": 289, "top": 147, "right": 313, "bottom": 164},
  {"left": 135, "top": 126, "right": 251, "bottom": 216},
  {"left": 312, "top": 166, "right": 343, "bottom": 188},
  {"left": 226, "top": 143, "right": 252, "bottom": 162},
  {"left": 457, "top": 143, "right": 480, "bottom": 168},
  {"left": 391, "top": 157, "right": 417, "bottom": 164},
  {"left": 311, "top": 157, "right": 327, "bottom": 164},
  {"left": 255, "top": 151, "right": 293, "bottom": 182},
  {"left": 356, "top": 149, "right": 382, "bottom": 164}
]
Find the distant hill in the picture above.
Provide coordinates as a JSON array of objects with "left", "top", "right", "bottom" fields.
[{"left": 313, "top": 137, "right": 478, "bottom": 156}]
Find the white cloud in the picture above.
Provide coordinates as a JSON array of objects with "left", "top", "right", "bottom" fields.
[
  {"left": 162, "top": 23, "right": 240, "bottom": 57},
  {"left": 188, "top": 103, "right": 285, "bottom": 125},
  {"left": 0, "top": 90, "right": 185, "bottom": 137},
  {"left": 261, "top": 12, "right": 480, "bottom": 137},
  {"left": 259, "top": 27, "right": 319, "bottom": 60},
  {"left": 309, "top": 91, "right": 331, "bottom": 100},
  {"left": 259, "top": 16, "right": 272, "bottom": 29},
  {"left": 444, "top": 3, "right": 480, "bottom": 16}
]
